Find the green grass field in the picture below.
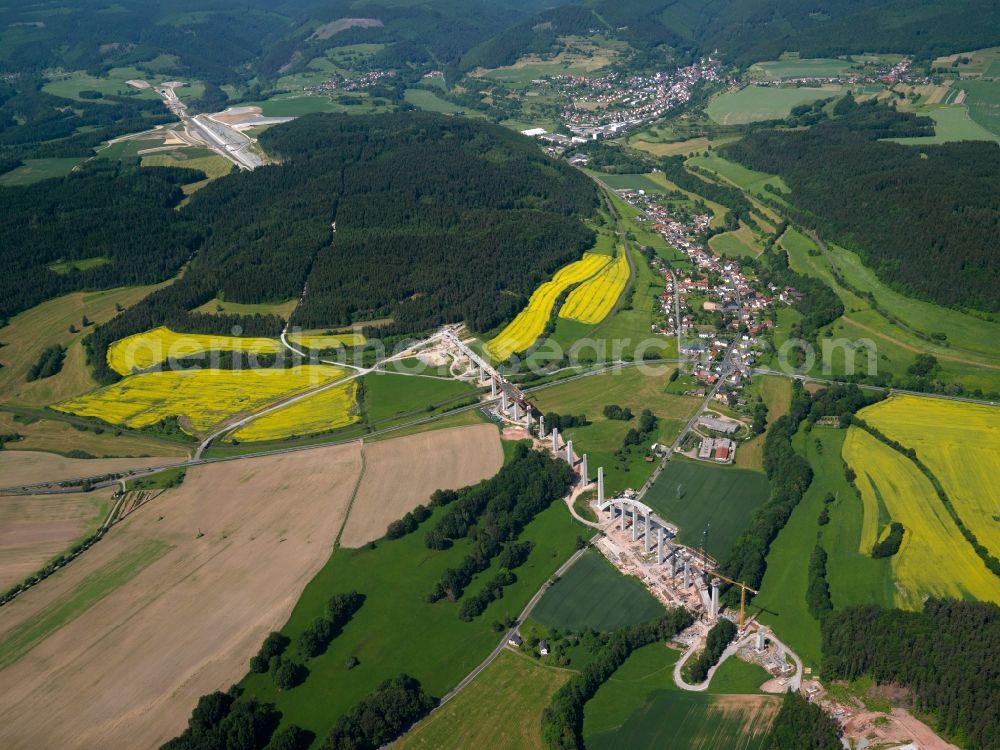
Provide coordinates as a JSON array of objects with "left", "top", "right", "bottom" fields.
[
  {"left": 956, "top": 80, "right": 1000, "bottom": 135},
  {"left": 238, "top": 500, "right": 585, "bottom": 739},
  {"left": 396, "top": 649, "right": 570, "bottom": 750},
  {"left": 709, "top": 228, "right": 760, "bottom": 259},
  {"left": 249, "top": 93, "right": 391, "bottom": 117},
  {"left": 404, "top": 89, "right": 485, "bottom": 117},
  {"left": 363, "top": 373, "right": 478, "bottom": 428},
  {"left": 47, "top": 257, "right": 110, "bottom": 274},
  {"left": 686, "top": 153, "right": 790, "bottom": 198},
  {"left": 592, "top": 173, "right": 672, "bottom": 194},
  {"left": 751, "top": 58, "right": 856, "bottom": 80},
  {"left": 888, "top": 103, "right": 1000, "bottom": 145},
  {"left": 583, "top": 643, "right": 779, "bottom": 750},
  {"left": 643, "top": 459, "right": 771, "bottom": 560},
  {"left": 41, "top": 70, "right": 161, "bottom": 101},
  {"left": 706, "top": 84, "right": 844, "bottom": 125},
  {"left": 751, "top": 427, "right": 893, "bottom": 673},
  {"left": 530, "top": 367, "right": 700, "bottom": 495},
  {"left": 0, "top": 158, "right": 86, "bottom": 186},
  {"left": 190, "top": 297, "right": 299, "bottom": 318},
  {"left": 531, "top": 549, "right": 666, "bottom": 632}
]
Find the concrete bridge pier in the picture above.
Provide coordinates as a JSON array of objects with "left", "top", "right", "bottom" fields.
[
  {"left": 619, "top": 499, "right": 626, "bottom": 531},
  {"left": 552, "top": 428, "right": 560, "bottom": 453},
  {"left": 566, "top": 440, "right": 574, "bottom": 466},
  {"left": 657, "top": 527, "right": 666, "bottom": 564},
  {"left": 581, "top": 454, "right": 589, "bottom": 485},
  {"left": 632, "top": 506, "right": 639, "bottom": 542},
  {"left": 597, "top": 467, "right": 605, "bottom": 504},
  {"left": 538, "top": 415, "right": 546, "bottom": 439},
  {"left": 710, "top": 578, "right": 721, "bottom": 619},
  {"left": 683, "top": 555, "right": 691, "bottom": 589},
  {"left": 645, "top": 519, "right": 655, "bottom": 554}
]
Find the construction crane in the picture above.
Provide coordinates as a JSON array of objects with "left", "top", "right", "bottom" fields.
[{"left": 708, "top": 571, "right": 759, "bottom": 631}]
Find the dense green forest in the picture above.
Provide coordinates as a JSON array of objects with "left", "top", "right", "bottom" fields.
[
  {"left": 79, "top": 113, "right": 596, "bottom": 382},
  {"left": 724, "top": 102, "right": 1000, "bottom": 312},
  {"left": 0, "top": 161, "right": 203, "bottom": 324},
  {"left": 765, "top": 691, "right": 840, "bottom": 750},
  {"left": 823, "top": 600, "right": 1000, "bottom": 749}
]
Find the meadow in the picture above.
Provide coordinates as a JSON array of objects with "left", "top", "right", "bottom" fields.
[
  {"left": 958, "top": 79, "right": 1000, "bottom": 135},
  {"left": 0, "top": 284, "right": 172, "bottom": 407},
  {"left": 752, "top": 427, "right": 893, "bottom": 672},
  {"left": 190, "top": 297, "right": 299, "bottom": 318},
  {"left": 842, "top": 427, "right": 1000, "bottom": 609},
  {"left": 485, "top": 253, "right": 610, "bottom": 361},
  {"left": 54, "top": 365, "right": 346, "bottom": 435},
  {"left": 708, "top": 226, "right": 761, "bottom": 259},
  {"left": 106, "top": 326, "right": 283, "bottom": 375},
  {"left": 230, "top": 380, "right": 359, "bottom": 442},
  {"left": 750, "top": 58, "right": 856, "bottom": 80},
  {"left": 643, "top": 459, "right": 771, "bottom": 560},
  {"left": 0, "top": 158, "right": 86, "bottom": 186},
  {"left": 888, "top": 103, "right": 1000, "bottom": 145},
  {"left": 141, "top": 151, "right": 233, "bottom": 180},
  {"left": 734, "top": 376, "right": 790, "bottom": 470},
  {"left": 0, "top": 411, "right": 189, "bottom": 458},
  {"left": 404, "top": 89, "right": 486, "bottom": 118},
  {"left": 686, "top": 153, "right": 790, "bottom": 198},
  {"left": 238, "top": 500, "right": 585, "bottom": 739},
  {"left": 559, "top": 250, "right": 630, "bottom": 325},
  {"left": 530, "top": 367, "right": 700, "bottom": 495},
  {"left": 287, "top": 331, "right": 366, "bottom": 350},
  {"left": 860, "top": 396, "right": 1000, "bottom": 558},
  {"left": 531, "top": 549, "right": 666, "bottom": 632},
  {"left": 583, "top": 643, "right": 779, "bottom": 750},
  {"left": 396, "top": 650, "right": 570, "bottom": 750},
  {"left": 706, "top": 84, "right": 844, "bottom": 125}
]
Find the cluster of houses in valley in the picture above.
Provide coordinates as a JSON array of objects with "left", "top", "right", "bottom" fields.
[
  {"left": 522, "top": 58, "right": 722, "bottom": 139},
  {"left": 304, "top": 69, "right": 396, "bottom": 94}
]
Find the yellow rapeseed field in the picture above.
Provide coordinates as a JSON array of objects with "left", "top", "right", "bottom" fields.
[
  {"left": 107, "top": 326, "right": 282, "bottom": 376},
  {"left": 231, "top": 380, "right": 359, "bottom": 442},
  {"left": 859, "top": 395, "right": 1000, "bottom": 559},
  {"left": 287, "top": 332, "right": 367, "bottom": 350},
  {"left": 54, "top": 365, "right": 346, "bottom": 435},
  {"left": 559, "top": 249, "right": 629, "bottom": 324},
  {"left": 485, "top": 253, "right": 610, "bottom": 361},
  {"left": 842, "top": 427, "right": 1000, "bottom": 608}
]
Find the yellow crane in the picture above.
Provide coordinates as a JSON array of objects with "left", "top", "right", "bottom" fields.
[{"left": 708, "top": 571, "right": 758, "bottom": 631}]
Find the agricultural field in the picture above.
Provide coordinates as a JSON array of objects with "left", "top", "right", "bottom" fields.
[
  {"left": 559, "top": 250, "right": 630, "bottom": 325},
  {"left": 106, "top": 326, "right": 282, "bottom": 375},
  {"left": 54, "top": 365, "right": 346, "bottom": 435},
  {"left": 955, "top": 80, "right": 1000, "bottom": 135},
  {"left": 752, "top": 427, "right": 893, "bottom": 671},
  {"left": 238, "top": 499, "right": 585, "bottom": 740},
  {"left": 474, "top": 42, "right": 622, "bottom": 86},
  {"left": 229, "top": 380, "right": 359, "bottom": 442},
  {"left": 0, "top": 489, "right": 112, "bottom": 589},
  {"left": 404, "top": 89, "right": 486, "bottom": 117},
  {"left": 643, "top": 460, "right": 771, "bottom": 560},
  {"left": 686, "top": 153, "right": 790, "bottom": 198},
  {"left": 0, "top": 411, "right": 190, "bottom": 458},
  {"left": 287, "top": 331, "right": 366, "bottom": 349},
  {"left": 630, "top": 136, "right": 738, "bottom": 157},
  {"left": 842, "top": 427, "right": 1000, "bottom": 609},
  {"left": 531, "top": 549, "right": 665, "bottom": 632},
  {"left": 141, "top": 150, "right": 233, "bottom": 179},
  {"left": 888, "top": 103, "right": 1000, "bottom": 145},
  {"left": 338, "top": 424, "right": 504, "bottom": 547},
  {"left": 592, "top": 173, "right": 671, "bottom": 194},
  {"left": 734, "top": 376, "right": 790, "bottom": 470},
  {"left": 396, "top": 649, "right": 570, "bottom": 750},
  {"left": 362, "top": 372, "right": 479, "bottom": 430},
  {"left": 47, "top": 257, "right": 109, "bottom": 274},
  {"left": 859, "top": 396, "right": 1000, "bottom": 558},
  {"left": 0, "top": 284, "right": 171, "bottom": 406},
  {"left": 0, "top": 450, "right": 180, "bottom": 488},
  {"left": 0, "top": 442, "right": 363, "bottom": 748},
  {"left": 530, "top": 367, "right": 701, "bottom": 495},
  {"left": 41, "top": 69, "right": 162, "bottom": 102},
  {"left": 583, "top": 643, "right": 779, "bottom": 750},
  {"left": 750, "top": 58, "right": 856, "bottom": 80},
  {"left": 485, "top": 252, "right": 610, "bottom": 361},
  {"left": 706, "top": 84, "right": 844, "bottom": 125}
]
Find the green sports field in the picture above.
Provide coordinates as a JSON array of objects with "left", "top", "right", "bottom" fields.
[
  {"left": 531, "top": 549, "right": 665, "bottom": 632},
  {"left": 583, "top": 643, "right": 779, "bottom": 750},
  {"left": 706, "top": 84, "right": 844, "bottom": 125},
  {"left": 643, "top": 459, "right": 771, "bottom": 560}
]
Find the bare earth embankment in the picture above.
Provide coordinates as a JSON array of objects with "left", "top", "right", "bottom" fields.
[
  {"left": 0, "top": 442, "right": 363, "bottom": 749},
  {"left": 0, "top": 489, "right": 113, "bottom": 588},
  {"left": 338, "top": 424, "right": 504, "bottom": 547},
  {"left": 0, "top": 450, "right": 180, "bottom": 487}
]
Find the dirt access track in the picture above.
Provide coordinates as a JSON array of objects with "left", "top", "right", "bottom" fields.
[
  {"left": 339, "top": 423, "right": 504, "bottom": 547},
  {"left": 0, "top": 442, "right": 363, "bottom": 749}
]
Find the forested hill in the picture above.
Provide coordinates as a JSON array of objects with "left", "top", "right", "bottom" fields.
[
  {"left": 84, "top": 112, "right": 597, "bottom": 382},
  {"left": 464, "top": 0, "right": 1000, "bottom": 71},
  {"left": 257, "top": 112, "right": 598, "bottom": 333},
  {"left": 723, "top": 102, "right": 1000, "bottom": 312}
]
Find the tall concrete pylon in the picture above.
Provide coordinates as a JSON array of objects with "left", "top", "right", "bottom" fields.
[
  {"left": 566, "top": 440, "right": 574, "bottom": 466},
  {"left": 491, "top": 377, "right": 497, "bottom": 397},
  {"left": 512, "top": 401, "right": 521, "bottom": 421},
  {"left": 538, "top": 415, "right": 546, "bottom": 439},
  {"left": 657, "top": 527, "right": 666, "bottom": 564},
  {"left": 581, "top": 454, "right": 589, "bottom": 484},
  {"left": 552, "top": 427, "right": 560, "bottom": 453},
  {"left": 683, "top": 555, "right": 691, "bottom": 589},
  {"left": 525, "top": 405, "right": 533, "bottom": 427},
  {"left": 619, "top": 499, "right": 626, "bottom": 531},
  {"left": 597, "top": 466, "right": 605, "bottom": 504},
  {"left": 632, "top": 507, "right": 639, "bottom": 542},
  {"left": 645, "top": 517, "right": 654, "bottom": 554},
  {"left": 710, "top": 578, "right": 721, "bottom": 619},
  {"left": 756, "top": 626, "right": 767, "bottom": 651},
  {"left": 501, "top": 390, "right": 509, "bottom": 413}
]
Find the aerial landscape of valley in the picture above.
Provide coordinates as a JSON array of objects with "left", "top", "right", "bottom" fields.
[{"left": 0, "top": 1, "right": 998, "bottom": 748}]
